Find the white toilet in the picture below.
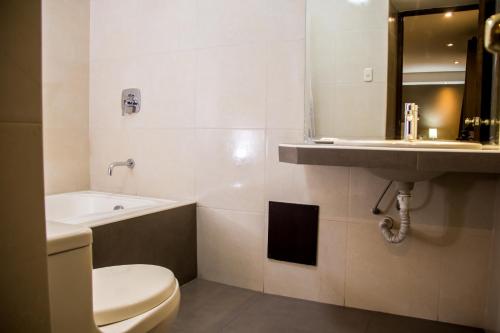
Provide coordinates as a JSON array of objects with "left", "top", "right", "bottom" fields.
[{"left": 46, "top": 221, "right": 180, "bottom": 333}]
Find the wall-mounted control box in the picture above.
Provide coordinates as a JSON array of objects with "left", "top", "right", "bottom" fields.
[{"left": 122, "top": 88, "right": 141, "bottom": 116}]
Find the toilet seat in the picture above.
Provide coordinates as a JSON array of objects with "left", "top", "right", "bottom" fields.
[{"left": 93, "top": 265, "right": 176, "bottom": 326}]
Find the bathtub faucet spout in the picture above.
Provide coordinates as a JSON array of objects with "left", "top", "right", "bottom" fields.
[{"left": 108, "top": 159, "right": 135, "bottom": 176}]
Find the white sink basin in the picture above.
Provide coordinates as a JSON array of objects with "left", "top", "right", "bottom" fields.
[{"left": 314, "top": 138, "right": 483, "bottom": 150}]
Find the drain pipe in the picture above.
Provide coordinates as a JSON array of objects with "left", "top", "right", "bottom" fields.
[{"left": 379, "top": 182, "right": 414, "bottom": 244}]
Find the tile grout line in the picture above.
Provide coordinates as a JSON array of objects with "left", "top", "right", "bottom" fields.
[
  {"left": 343, "top": 167, "right": 352, "bottom": 307},
  {"left": 262, "top": 37, "right": 271, "bottom": 296}
]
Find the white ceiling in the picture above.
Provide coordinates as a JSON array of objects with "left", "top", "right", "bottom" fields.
[
  {"left": 403, "top": 9, "right": 478, "bottom": 74},
  {"left": 391, "top": 0, "right": 478, "bottom": 12}
]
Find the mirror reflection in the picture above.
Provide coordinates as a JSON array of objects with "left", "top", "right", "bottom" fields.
[{"left": 306, "top": 0, "right": 498, "bottom": 143}]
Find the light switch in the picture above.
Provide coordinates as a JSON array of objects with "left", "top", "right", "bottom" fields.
[{"left": 363, "top": 67, "right": 373, "bottom": 82}]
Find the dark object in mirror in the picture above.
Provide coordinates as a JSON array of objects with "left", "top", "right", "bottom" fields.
[{"left": 485, "top": 13, "right": 500, "bottom": 53}]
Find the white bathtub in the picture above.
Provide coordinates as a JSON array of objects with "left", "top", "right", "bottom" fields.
[{"left": 45, "top": 191, "right": 194, "bottom": 228}]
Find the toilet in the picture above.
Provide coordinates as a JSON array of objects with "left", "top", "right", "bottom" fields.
[{"left": 46, "top": 221, "right": 180, "bottom": 333}]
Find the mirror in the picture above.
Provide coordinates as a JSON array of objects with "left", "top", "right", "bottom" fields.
[{"left": 306, "top": 0, "right": 499, "bottom": 143}]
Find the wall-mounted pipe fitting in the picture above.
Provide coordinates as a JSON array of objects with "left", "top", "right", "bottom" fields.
[{"left": 379, "top": 182, "right": 414, "bottom": 244}]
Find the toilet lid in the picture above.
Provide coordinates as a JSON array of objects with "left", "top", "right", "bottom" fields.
[{"left": 93, "top": 265, "right": 176, "bottom": 326}]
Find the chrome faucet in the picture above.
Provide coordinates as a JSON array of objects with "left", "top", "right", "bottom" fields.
[
  {"left": 108, "top": 158, "right": 135, "bottom": 176},
  {"left": 403, "top": 103, "right": 419, "bottom": 141}
]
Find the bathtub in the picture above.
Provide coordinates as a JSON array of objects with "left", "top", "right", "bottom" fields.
[{"left": 45, "top": 191, "right": 195, "bottom": 228}]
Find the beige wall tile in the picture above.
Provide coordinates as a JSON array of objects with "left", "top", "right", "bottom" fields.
[
  {"left": 267, "top": 40, "right": 305, "bottom": 130},
  {"left": 432, "top": 173, "right": 497, "bottom": 230},
  {"left": 42, "top": 0, "right": 89, "bottom": 62},
  {"left": 196, "top": 45, "right": 267, "bottom": 129},
  {"left": 42, "top": 0, "right": 90, "bottom": 194},
  {"left": 438, "top": 227, "right": 492, "bottom": 327},
  {"left": 346, "top": 221, "right": 441, "bottom": 321},
  {"left": 43, "top": 127, "right": 90, "bottom": 194},
  {"left": 311, "top": 83, "right": 336, "bottom": 136},
  {"left": 129, "top": 129, "right": 196, "bottom": 201},
  {"left": 90, "top": 0, "right": 138, "bottom": 60},
  {"left": 265, "top": 0, "right": 305, "bottom": 42},
  {"left": 318, "top": 219, "right": 347, "bottom": 305},
  {"left": 42, "top": 80, "right": 89, "bottom": 129},
  {"left": 196, "top": 0, "right": 269, "bottom": 48},
  {"left": 264, "top": 259, "right": 320, "bottom": 302},
  {"left": 332, "top": 83, "right": 387, "bottom": 139},
  {"left": 196, "top": 0, "right": 304, "bottom": 48},
  {"left": 197, "top": 207, "right": 264, "bottom": 291},
  {"left": 135, "top": 0, "right": 197, "bottom": 54},
  {"left": 133, "top": 52, "right": 196, "bottom": 129},
  {"left": 298, "top": 166, "right": 350, "bottom": 220},
  {"left": 195, "top": 129, "right": 266, "bottom": 212}
]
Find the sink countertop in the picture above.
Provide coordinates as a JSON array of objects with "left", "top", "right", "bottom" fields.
[{"left": 279, "top": 143, "right": 500, "bottom": 174}]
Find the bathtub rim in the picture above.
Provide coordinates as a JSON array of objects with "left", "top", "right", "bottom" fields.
[{"left": 45, "top": 191, "right": 196, "bottom": 228}]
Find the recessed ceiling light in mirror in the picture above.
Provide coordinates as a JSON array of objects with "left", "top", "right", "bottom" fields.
[
  {"left": 444, "top": 12, "right": 453, "bottom": 18},
  {"left": 347, "top": 0, "right": 369, "bottom": 5},
  {"left": 447, "top": 43, "right": 454, "bottom": 47},
  {"left": 454, "top": 60, "right": 460, "bottom": 64}
]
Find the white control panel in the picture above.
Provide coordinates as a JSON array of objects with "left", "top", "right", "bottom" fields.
[{"left": 363, "top": 67, "right": 373, "bottom": 82}]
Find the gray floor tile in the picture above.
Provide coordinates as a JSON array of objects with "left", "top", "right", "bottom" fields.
[
  {"left": 171, "top": 279, "right": 261, "bottom": 333},
  {"left": 172, "top": 279, "right": 484, "bottom": 333},
  {"left": 222, "top": 294, "right": 370, "bottom": 333}
]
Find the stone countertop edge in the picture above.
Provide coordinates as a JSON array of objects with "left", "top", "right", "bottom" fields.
[{"left": 278, "top": 144, "right": 500, "bottom": 174}]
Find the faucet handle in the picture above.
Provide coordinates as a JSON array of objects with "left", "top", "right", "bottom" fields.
[{"left": 122, "top": 88, "right": 141, "bottom": 116}]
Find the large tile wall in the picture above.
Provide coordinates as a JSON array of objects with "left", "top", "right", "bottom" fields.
[
  {"left": 485, "top": 180, "right": 500, "bottom": 333},
  {"left": 42, "top": 0, "right": 90, "bottom": 194},
  {"left": 89, "top": 0, "right": 496, "bottom": 328},
  {"left": 1, "top": 0, "right": 52, "bottom": 331}
]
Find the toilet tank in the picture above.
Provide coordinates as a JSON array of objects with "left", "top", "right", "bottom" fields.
[{"left": 46, "top": 222, "right": 100, "bottom": 333}]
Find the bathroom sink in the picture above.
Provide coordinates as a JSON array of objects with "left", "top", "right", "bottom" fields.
[{"left": 314, "top": 138, "right": 483, "bottom": 150}]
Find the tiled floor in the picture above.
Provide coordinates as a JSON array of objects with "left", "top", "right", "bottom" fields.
[{"left": 171, "top": 279, "right": 484, "bottom": 333}]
